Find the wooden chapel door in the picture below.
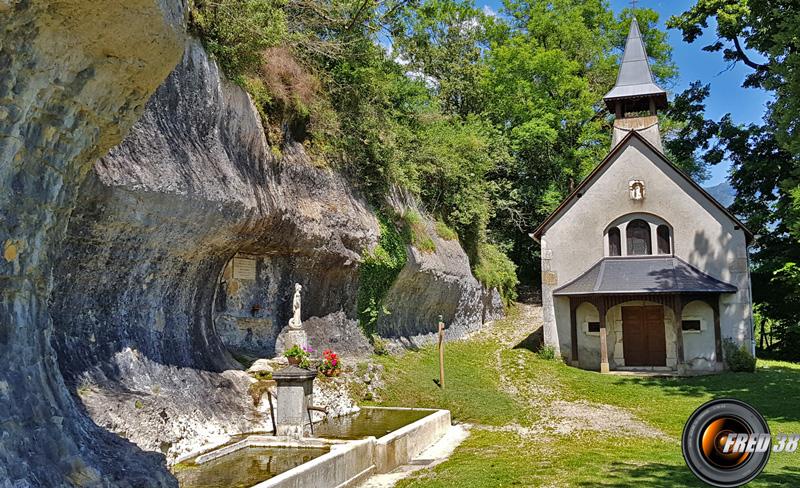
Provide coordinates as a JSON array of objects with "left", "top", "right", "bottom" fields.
[{"left": 622, "top": 305, "right": 666, "bottom": 366}]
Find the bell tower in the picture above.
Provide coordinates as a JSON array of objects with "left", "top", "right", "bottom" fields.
[{"left": 604, "top": 17, "right": 667, "bottom": 151}]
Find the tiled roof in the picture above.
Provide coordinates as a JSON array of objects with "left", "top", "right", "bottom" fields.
[{"left": 553, "top": 256, "right": 738, "bottom": 296}]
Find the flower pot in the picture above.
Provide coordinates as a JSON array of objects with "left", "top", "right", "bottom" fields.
[{"left": 287, "top": 356, "right": 301, "bottom": 366}]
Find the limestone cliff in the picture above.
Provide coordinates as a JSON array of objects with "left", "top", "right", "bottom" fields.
[
  {"left": 49, "top": 41, "right": 381, "bottom": 466},
  {"left": 0, "top": 1, "right": 185, "bottom": 486},
  {"left": 1, "top": 6, "right": 502, "bottom": 484}
]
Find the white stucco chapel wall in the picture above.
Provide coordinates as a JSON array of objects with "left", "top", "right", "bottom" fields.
[{"left": 539, "top": 135, "right": 752, "bottom": 372}]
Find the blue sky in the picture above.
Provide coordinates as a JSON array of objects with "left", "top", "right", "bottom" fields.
[{"left": 478, "top": 0, "right": 772, "bottom": 185}]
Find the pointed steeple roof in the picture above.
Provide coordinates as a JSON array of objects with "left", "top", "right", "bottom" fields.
[{"left": 603, "top": 17, "right": 667, "bottom": 112}]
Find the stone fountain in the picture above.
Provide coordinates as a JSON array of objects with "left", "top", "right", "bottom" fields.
[
  {"left": 273, "top": 283, "right": 316, "bottom": 438},
  {"left": 272, "top": 365, "right": 317, "bottom": 438}
]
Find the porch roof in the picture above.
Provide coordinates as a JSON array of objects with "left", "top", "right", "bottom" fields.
[{"left": 553, "top": 256, "right": 738, "bottom": 296}]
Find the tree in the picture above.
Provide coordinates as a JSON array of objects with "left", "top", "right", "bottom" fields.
[
  {"left": 389, "top": 0, "right": 493, "bottom": 117},
  {"left": 668, "top": 0, "right": 800, "bottom": 154},
  {"left": 480, "top": 3, "right": 677, "bottom": 277},
  {"left": 670, "top": 1, "right": 800, "bottom": 358},
  {"left": 713, "top": 118, "right": 800, "bottom": 358},
  {"left": 663, "top": 81, "right": 716, "bottom": 180}
]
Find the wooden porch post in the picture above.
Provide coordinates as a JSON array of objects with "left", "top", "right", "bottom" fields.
[
  {"left": 569, "top": 298, "right": 579, "bottom": 366},
  {"left": 673, "top": 295, "right": 686, "bottom": 374},
  {"left": 711, "top": 297, "right": 723, "bottom": 365},
  {"left": 599, "top": 299, "right": 609, "bottom": 374}
]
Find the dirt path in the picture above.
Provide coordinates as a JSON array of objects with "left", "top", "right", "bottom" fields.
[{"left": 482, "top": 303, "right": 667, "bottom": 439}]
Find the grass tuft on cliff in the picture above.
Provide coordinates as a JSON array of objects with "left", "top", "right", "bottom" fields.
[{"left": 403, "top": 210, "right": 436, "bottom": 253}]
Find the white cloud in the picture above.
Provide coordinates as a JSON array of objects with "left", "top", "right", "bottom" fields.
[{"left": 482, "top": 5, "right": 497, "bottom": 17}]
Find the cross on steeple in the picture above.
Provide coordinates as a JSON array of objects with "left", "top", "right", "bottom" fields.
[{"left": 630, "top": 0, "right": 638, "bottom": 10}]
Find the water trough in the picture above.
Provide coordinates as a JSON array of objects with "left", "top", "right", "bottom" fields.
[{"left": 175, "top": 407, "right": 451, "bottom": 488}]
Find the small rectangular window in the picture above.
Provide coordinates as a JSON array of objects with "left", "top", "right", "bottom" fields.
[
  {"left": 588, "top": 321, "right": 601, "bottom": 333},
  {"left": 682, "top": 320, "right": 701, "bottom": 332}
]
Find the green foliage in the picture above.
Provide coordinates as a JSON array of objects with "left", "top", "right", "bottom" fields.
[
  {"left": 402, "top": 210, "right": 436, "bottom": 253},
  {"left": 536, "top": 344, "right": 558, "bottom": 361},
  {"left": 663, "top": 81, "right": 715, "bottom": 180},
  {"left": 479, "top": 3, "right": 677, "bottom": 277},
  {"left": 189, "top": 0, "right": 287, "bottom": 78},
  {"left": 283, "top": 344, "right": 311, "bottom": 368},
  {"left": 669, "top": 81, "right": 800, "bottom": 359},
  {"left": 389, "top": 0, "right": 493, "bottom": 117},
  {"left": 723, "top": 338, "right": 757, "bottom": 373},
  {"left": 371, "top": 334, "right": 390, "bottom": 356},
  {"left": 473, "top": 242, "right": 518, "bottom": 305},
  {"left": 435, "top": 220, "right": 458, "bottom": 241},
  {"left": 358, "top": 214, "right": 408, "bottom": 336},
  {"left": 189, "top": 0, "right": 685, "bottom": 304},
  {"left": 668, "top": 0, "right": 800, "bottom": 154},
  {"left": 669, "top": 3, "right": 800, "bottom": 361},
  {"left": 411, "top": 116, "right": 508, "bottom": 246}
]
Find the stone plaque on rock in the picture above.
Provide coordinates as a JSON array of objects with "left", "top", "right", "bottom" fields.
[{"left": 232, "top": 256, "right": 256, "bottom": 280}]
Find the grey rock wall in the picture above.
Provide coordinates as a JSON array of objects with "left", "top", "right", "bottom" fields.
[
  {"left": 49, "top": 41, "right": 378, "bottom": 467},
  {"left": 377, "top": 212, "right": 505, "bottom": 345},
  {"left": 0, "top": 1, "right": 185, "bottom": 486},
  {"left": 2, "top": 4, "right": 503, "bottom": 482}
]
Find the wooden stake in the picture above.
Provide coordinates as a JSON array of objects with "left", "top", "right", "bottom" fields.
[{"left": 438, "top": 315, "right": 445, "bottom": 389}]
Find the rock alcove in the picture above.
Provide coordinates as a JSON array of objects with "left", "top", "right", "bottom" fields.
[{"left": 1, "top": 6, "right": 502, "bottom": 485}]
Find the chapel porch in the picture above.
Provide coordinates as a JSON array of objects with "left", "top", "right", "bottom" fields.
[{"left": 553, "top": 256, "right": 738, "bottom": 375}]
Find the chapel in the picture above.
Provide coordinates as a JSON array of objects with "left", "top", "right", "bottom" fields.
[{"left": 532, "top": 17, "right": 754, "bottom": 374}]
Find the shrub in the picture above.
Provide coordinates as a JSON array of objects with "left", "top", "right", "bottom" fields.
[
  {"left": 371, "top": 334, "right": 390, "bottom": 356},
  {"left": 190, "top": 0, "right": 287, "bottom": 78},
  {"left": 253, "top": 46, "right": 339, "bottom": 146},
  {"left": 723, "top": 338, "right": 757, "bottom": 372},
  {"left": 473, "top": 242, "right": 519, "bottom": 305},
  {"left": 536, "top": 344, "right": 558, "bottom": 361}
]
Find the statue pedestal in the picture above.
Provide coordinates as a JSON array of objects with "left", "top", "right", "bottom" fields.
[
  {"left": 273, "top": 366, "right": 317, "bottom": 438},
  {"left": 275, "top": 328, "right": 307, "bottom": 356}
]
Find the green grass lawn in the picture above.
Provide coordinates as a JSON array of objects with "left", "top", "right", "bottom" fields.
[{"left": 370, "top": 310, "right": 800, "bottom": 487}]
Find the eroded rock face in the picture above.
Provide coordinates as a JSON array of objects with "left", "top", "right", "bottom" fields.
[
  {"left": 3, "top": 5, "right": 502, "bottom": 481},
  {"left": 377, "top": 216, "right": 505, "bottom": 346},
  {"left": 0, "top": 1, "right": 184, "bottom": 486},
  {"left": 50, "top": 41, "right": 378, "bottom": 466},
  {"left": 75, "top": 348, "right": 270, "bottom": 465}
]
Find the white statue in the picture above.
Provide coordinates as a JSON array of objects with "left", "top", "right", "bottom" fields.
[
  {"left": 629, "top": 180, "right": 645, "bottom": 201},
  {"left": 289, "top": 283, "right": 302, "bottom": 329}
]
